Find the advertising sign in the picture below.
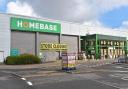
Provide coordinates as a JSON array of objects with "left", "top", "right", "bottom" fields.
[
  {"left": 11, "top": 49, "right": 19, "bottom": 56},
  {"left": 40, "top": 43, "right": 67, "bottom": 51},
  {"left": 10, "top": 17, "right": 61, "bottom": 33},
  {"left": 62, "top": 53, "right": 76, "bottom": 70}
]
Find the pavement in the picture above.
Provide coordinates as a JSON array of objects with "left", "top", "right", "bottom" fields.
[{"left": 0, "top": 59, "right": 115, "bottom": 78}]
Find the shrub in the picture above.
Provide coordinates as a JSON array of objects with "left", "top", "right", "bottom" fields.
[
  {"left": 4, "top": 56, "right": 19, "bottom": 65},
  {"left": 5, "top": 54, "right": 41, "bottom": 65}
]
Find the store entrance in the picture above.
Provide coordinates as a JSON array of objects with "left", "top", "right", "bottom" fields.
[
  {"left": 100, "top": 47, "right": 114, "bottom": 59},
  {"left": 100, "top": 40, "right": 125, "bottom": 59}
]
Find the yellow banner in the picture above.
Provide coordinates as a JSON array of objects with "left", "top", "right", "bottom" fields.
[
  {"left": 40, "top": 43, "right": 67, "bottom": 51},
  {"left": 62, "top": 63, "right": 75, "bottom": 67}
]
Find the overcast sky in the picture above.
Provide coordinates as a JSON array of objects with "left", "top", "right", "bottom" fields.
[{"left": 1, "top": 0, "right": 128, "bottom": 29}]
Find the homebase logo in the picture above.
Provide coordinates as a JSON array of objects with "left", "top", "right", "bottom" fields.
[
  {"left": 17, "top": 21, "right": 57, "bottom": 31},
  {"left": 11, "top": 17, "right": 61, "bottom": 33}
]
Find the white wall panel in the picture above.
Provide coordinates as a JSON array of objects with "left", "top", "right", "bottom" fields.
[
  {"left": 61, "top": 22, "right": 70, "bottom": 35},
  {"left": 0, "top": 14, "right": 10, "bottom": 60},
  {"left": 79, "top": 25, "right": 88, "bottom": 36},
  {"left": 69, "top": 24, "right": 80, "bottom": 35}
]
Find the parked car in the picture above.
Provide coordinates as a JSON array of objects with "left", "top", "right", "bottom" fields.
[{"left": 113, "top": 56, "right": 128, "bottom": 64}]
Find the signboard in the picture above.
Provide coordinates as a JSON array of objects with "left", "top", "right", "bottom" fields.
[
  {"left": 10, "top": 17, "right": 61, "bottom": 33},
  {"left": 40, "top": 43, "right": 67, "bottom": 51},
  {"left": 11, "top": 49, "right": 19, "bottom": 56},
  {"left": 108, "top": 47, "right": 113, "bottom": 49}
]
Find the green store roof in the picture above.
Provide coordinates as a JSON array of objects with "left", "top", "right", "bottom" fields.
[{"left": 81, "top": 34, "right": 126, "bottom": 41}]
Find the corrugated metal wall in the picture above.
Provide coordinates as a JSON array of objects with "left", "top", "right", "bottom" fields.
[
  {"left": 39, "top": 33, "right": 59, "bottom": 61},
  {"left": 61, "top": 35, "right": 78, "bottom": 53},
  {"left": 0, "top": 14, "right": 10, "bottom": 61},
  {"left": 11, "top": 31, "right": 36, "bottom": 55}
]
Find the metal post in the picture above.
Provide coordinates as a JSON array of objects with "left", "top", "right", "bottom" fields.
[
  {"left": 35, "top": 32, "right": 39, "bottom": 56},
  {"left": 59, "top": 33, "right": 61, "bottom": 59},
  {"left": 78, "top": 35, "right": 81, "bottom": 53},
  {"left": 95, "top": 34, "right": 99, "bottom": 59}
]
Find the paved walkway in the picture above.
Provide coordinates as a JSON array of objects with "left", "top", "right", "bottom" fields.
[
  {"left": 0, "top": 61, "right": 61, "bottom": 69},
  {"left": 0, "top": 59, "right": 115, "bottom": 69},
  {"left": 69, "top": 59, "right": 115, "bottom": 74},
  {"left": 77, "top": 59, "right": 115, "bottom": 68},
  {"left": 0, "top": 59, "right": 115, "bottom": 77}
]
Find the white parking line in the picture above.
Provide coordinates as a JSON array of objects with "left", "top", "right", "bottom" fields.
[
  {"left": 110, "top": 70, "right": 128, "bottom": 73},
  {"left": 122, "top": 68, "right": 128, "bottom": 70},
  {"left": 92, "top": 80, "right": 120, "bottom": 89},
  {"left": 115, "top": 66, "right": 123, "bottom": 69},
  {"left": 121, "top": 77, "right": 128, "bottom": 81},
  {"left": 109, "top": 74, "right": 121, "bottom": 78},
  {"left": 21, "top": 78, "right": 26, "bottom": 80},
  {"left": 27, "top": 81, "right": 33, "bottom": 86},
  {"left": 20, "top": 77, "right": 33, "bottom": 86}
]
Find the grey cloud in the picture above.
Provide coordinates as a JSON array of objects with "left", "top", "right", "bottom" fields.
[
  {"left": 10, "top": 0, "right": 128, "bottom": 24},
  {"left": 17, "top": 0, "right": 97, "bottom": 23}
]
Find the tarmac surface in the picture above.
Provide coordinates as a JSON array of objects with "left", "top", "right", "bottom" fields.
[
  {"left": 2, "top": 59, "right": 126, "bottom": 89},
  {"left": 0, "top": 71, "right": 33, "bottom": 89},
  {"left": 27, "top": 63, "right": 128, "bottom": 89}
]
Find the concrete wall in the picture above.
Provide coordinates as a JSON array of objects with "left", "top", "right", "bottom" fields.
[
  {"left": 11, "top": 31, "right": 36, "bottom": 55},
  {"left": 0, "top": 14, "right": 10, "bottom": 61}
]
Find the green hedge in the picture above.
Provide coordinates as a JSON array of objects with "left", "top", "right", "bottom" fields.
[{"left": 4, "top": 54, "right": 41, "bottom": 65}]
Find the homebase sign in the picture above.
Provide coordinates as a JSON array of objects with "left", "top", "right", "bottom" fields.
[{"left": 10, "top": 17, "right": 61, "bottom": 33}]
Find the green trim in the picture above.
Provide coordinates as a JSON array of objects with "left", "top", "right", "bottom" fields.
[
  {"left": 95, "top": 34, "right": 99, "bottom": 59},
  {"left": 98, "top": 34, "right": 126, "bottom": 41},
  {"left": 125, "top": 40, "right": 128, "bottom": 56}
]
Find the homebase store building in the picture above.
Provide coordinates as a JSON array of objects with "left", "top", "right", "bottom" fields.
[{"left": 0, "top": 13, "right": 128, "bottom": 62}]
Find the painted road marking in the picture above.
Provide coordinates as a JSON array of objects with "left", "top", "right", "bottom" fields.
[
  {"left": 92, "top": 80, "right": 120, "bottom": 89},
  {"left": 110, "top": 74, "right": 128, "bottom": 78},
  {"left": 21, "top": 77, "right": 33, "bottom": 86},
  {"left": 121, "top": 67, "right": 128, "bottom": 70},
  {"left": 27, "top": 81, "right": 33, "bottom": 86},
  {"left": 113, "top": 70, "right": 128, "bottom": 73},
  {"left": 114, "top": 66, "right": 128, "bottom": 69},
  {"left": 120, "top": 88, "right": 128, "bottom": 89},
  {"left": 21, "top": 78, "right": 26, "bottom": 80},
  {"left": 110, "top": 74, "right": 121, "bottom": 78},
  {"left": 115, "top": 66, "right": 123, "bottom": 69},
  {"left": 121, "top": 77, "right": 128, "bottom": 81}
]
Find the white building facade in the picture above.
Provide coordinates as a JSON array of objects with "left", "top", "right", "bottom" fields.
[{"left": 0, "top": 13, "right": 128, "bottom": 62}]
